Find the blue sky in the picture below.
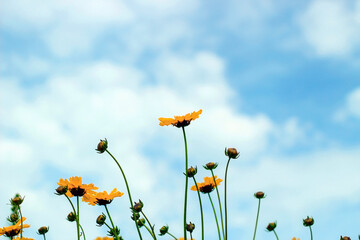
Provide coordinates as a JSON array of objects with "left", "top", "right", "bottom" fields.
[{"left": 1, "top": 0, "right": 360, "bottom": 239}]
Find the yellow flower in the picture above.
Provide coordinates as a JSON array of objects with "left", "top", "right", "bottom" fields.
[
  {"left": 0, "top": 217, "right": 30, "bottom": 237},
  {"left": 159, "top": 109, "right": 202, "bottom": 128},
  {"left": 57, "top": 176, "right": 98, "bottom": 198},
  {"left": 84, "top": 188, "right": 124, "bottom": 206},
  {"left": 95, "top": 237, "right": 114, "bottom": 240},
  {"left": 191, "top": 176, "right": 222, "bottom": 194},
  {"left": 292, "top": 238, "right": 300, "bottom": 240}
]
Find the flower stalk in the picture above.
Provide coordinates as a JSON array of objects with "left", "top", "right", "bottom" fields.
[
  {"left": 192, "top": 176, "right": 204, "bottom": 240},
  {"left": 208, "top": 193, "right": 221, "bottom": 240},
  {"left": 182, "top": 126, "right": 189, "bottom": 240},
  {"left": 210, "top": 169, "right": 225, "bottom": 240}
]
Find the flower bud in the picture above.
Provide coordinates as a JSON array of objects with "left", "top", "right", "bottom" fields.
[
  {"left": 187, "top": 166, "right": 197, "bottom": 178},
  {"left": 137, "top": 218, "right": 146, "bottom": 227},
  {"left": 225, "top": 147, "right": 240, "bottom": 159},
  {"left": 8, "top": 213, "right": 18, "bottom": 222},
  {"left": 96, "top": 214, "right": 106, "bottom": 226},
  {"left": 10, "top": 195, "right": 24, "bottom": 206},
  {"left": 203, "top": 162, "right": 218, "bottom": 170},
  {"left": 340, "top": 237, "right": 351, "bottom": 240},
  {"left": 159, "top": 225, "right": 169, "bottom": 236},
  {"left": 55, "top": 186, "right": 68, "bottom": 195},
  {"left": 37, "top": 226, "right": 49, "bottom": 235},
  {"left": 303, "top": 216, "right": 314, "bottom": 227},
  {"left": 186, "top": 222, "right": 195, "bottom": 233},
  {"left": 266, "top": 222, "right": 277, "bottom": 231},
  {"left": 132, "top": 200, "right": 143, "bottom": 213},
  {"left": 254, "top": 191, "right": 265, "bottom": 199},
  {"left": 67, "top": 212, "right": 77, "bottom": 222},
  {"left": 131, "top": 212, "right": 140, "bottom": 221},
  {"left": 96, "top": 138, "right": 108, "bottom": 153}
]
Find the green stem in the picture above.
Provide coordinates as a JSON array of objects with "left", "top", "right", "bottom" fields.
[
  {"left": 224, "top": 157, "right": 231, "bottom": 240},
  {"left": 105, "top": 205, "right": 120, "bottom": 240},
  {"left": 252, "top": 199, "right": 261, "bottom": 240},
  {"left": 141, "top": 210, "right": 157, "bottom": 240},
  {"left": 18, "top": 205, "right": 23, "bottom": 239},
  {"left": 65, "top": 195, "right": 82, "bottom": 239},
  {"left": 76, "top": 196, "right": 80, "bottom": 240},
  {"left": 144, "top": 225, "right": 156, "bottom": 239},
  {"left": 208, "top": 193, "right": 221, "bottom": 240},
  {"left": 80, "top": 224, "right": 86, "bottom": 240},
  {"left": 43, "top": 235, "right": 47, "bottom": 240},
  {"left": 210, "top": 170, "right": 225, "bottom": 240},
  {"left": 273, "top": 229, "right": 279, "bottom": 240},
  {"left": 167, "top": 232, "right": 178, "bottom": 240},
  {"left": 106, "top": 149, "right": 143, "bottom": 240},
  {"left": 192, "top": 177, "right": 204, "bottom": 240},
  {"left": 190, "top": 232, "right": 193, "bottom": 240},
  {"left": 182, "top": 126, "right": 189, "bottom": 240},
  {"left": 309, "top": 226, "right": 313, "bottom": 240}
]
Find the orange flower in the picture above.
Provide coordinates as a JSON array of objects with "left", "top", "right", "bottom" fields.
[
  {"left": 292, "top": 238, "right": 300, "bottom": 240},
  {"left": 0, "top": 217, "right": 30, "bottom": 237},
  {"left": 13, "top": 237, "right": 35, "bottom": 240},
  {"left": 178, "top": 238, "right": 195, "bottom": 240},
  {"left": 95, "top": 237, "right": 114, "bottom": 240},
  {"left": 191, "top": 176, "right": 222, "bottom": 194},
  {"left": 84, "top": 188, "right": 124, "bottom": 206},
  {"left": 159, "top": 109, "right": 202, "bottom": 128},
  {"left": 57, "top": 176, "right": 98, "bottom": 198}
]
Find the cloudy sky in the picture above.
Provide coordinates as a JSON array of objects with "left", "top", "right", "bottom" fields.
[{"left": 1, "top": 0, "right": 360, "bottom": 239}]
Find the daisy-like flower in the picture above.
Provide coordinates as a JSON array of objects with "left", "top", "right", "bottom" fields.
[
  {"left": 0, "top": 217, "right": 30, "bottom": 237},
  {"left": 95, "top": 237, "right": 114, "bottom": 240},
  {"left": 159, "top": 109, "right": 202, "bottom": 128},
  {"left": 57, "top": 176, "right": 98, "bottom": 198},
  {"left": 84, "top": 188, "right": 124, "bottom": 206},
  {"left": 190, "top": 176, "right": 223, "bottom": 194}
]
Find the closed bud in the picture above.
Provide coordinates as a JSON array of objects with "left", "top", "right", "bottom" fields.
[
  {"left": 340, "top": 237, "right": 351, "bottom": 240},
  {"left": 96, "top": 214, "right": 106, "bottom": 226},
  {"left": 159, "top": 225, "right": 169, "bottom": 236},
  {"left": 37, "top": 226, "right": 49, "bottom": 235},
  {"left": 10, "top": 195, "right": 24, "bottom": 206},
  {"left": 225, "top": 147, "right": 240, "bottom": 159},
  {"left": 186, "top": 222, "right": 195, "bottom": 233},
  {"left": 203, "top": 162, "right": 218, "bottom": 170},
  {"left": 131, "top": 212, "right": 140, "bottom": 221},
  {"left": 266, "top": 222, "right": 277, "bottom": 231},
  {"left": 132, "top": 200, "right": 143, "bottom": 213},
  {"left": 254, "top": 191, "right": 265, "bottom": 199},
  {"left": 55, "top": 186, "right": 68, "bottom": 195},
  {"left": 303, "top": 216, "right": 314, "bottom": 227},
  {"left": 187, "top": 166, "right": 197, "bottom": 178},
  {"left": 67, "top": 212, "right": 76, "bottom": 222},
  {"left": 137, "top": 218, "right": 146, "bottom": 227},
  {"left": 9, "top": 213, "right": 18, "bottom": 222},
  {"left": 96, "top": 138, "right": 108, "bottom": 153}
]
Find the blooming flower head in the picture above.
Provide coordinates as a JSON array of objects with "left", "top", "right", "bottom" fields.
[
  {"left": 84, "top": 188, "right": 124, "bottom": 206},
  {"left": 57, "top": 176, "right": 98, "bottom": 198},
  {"left": 191, "top": 176, "right": 223, "bottom": 194},
  {"left": 0, "top": 217, "right": 30, "bottom": 237},
  {"left": 159, "top": 109, "right": 202, "bottom": 128},
  {"left": 95, "top": 237, "right": 114, "bottom": 240}
]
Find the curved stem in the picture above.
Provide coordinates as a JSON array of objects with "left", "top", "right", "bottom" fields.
[
  {"left": 105, "top": 205, "right": 120, "bottom": 240},
  {"left": 252, "top": 199, "right": 261, "bottom": 240},
  {"left": 80, "top": 224, "right": 86, "bottom": 240},
  {"left": 309, "top": 226, "right": 313, "bottom": 240},
  {"left": 18, "top": 205, "right": 23, "bottom": 239},
  {"left": 144, "top": 225, "right": 156, "bottom": 239},
  {"left": 76, "top": 196, "right": 80, "bottom": 240},
  {"left": 182, "top": 126, "right": 189, "bottom": 240},
  {"left": 210, "top": 170, "right": 225, "bottom": 240},
  {"left": 208, "top": 193, "right": 221, "bottom": 240},
  {"left": 141, "top": 210, "right": 156, "bottom": 240},
  {"left": 105, "top": 149, "right": 143, "bottom": 240},
  {"left": 273, "top": 229, "right": 279, "bottom": 240},
  {"left": 192, "top": 177, "right": 204, "bottom": 240},
  {"left": 43, "top": 234, "right": 47, "bottom": 240},
  {"left": 167, "top": 232, "right": 178, "bottom": 240},
  {"left": 65, "top": 195, "right": 76, "bottom": 213},
  {"left": 224, "top": 157, "right": 231, "bottom": 240}
]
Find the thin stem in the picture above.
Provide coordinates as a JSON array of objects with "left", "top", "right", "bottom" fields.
[
  {"left": 43, "top": 235, "right": 47, "bottom": 240},
  {"left": 208, "top": 193, "right": 221, "bottom": 240},
  {"left": 104, "top": 222, "right": 112, "bottom": 230},
  {"left": 252, "top": 199, "right": 261, "bottom": 240},
  {"left": 224, "top": 157, "right": 231, "bottom": 240},
  {"left": 76, "top": 196, "right": 80, "bottom": 240},
  {"left": 210, "top": 170, "right": 225, "bottom": 240},
  {"left": 105, "top": 149, "right": 143, "bottom": 240},
  {"left": 192, "top": 177, "right": 204, "bottom": 240},
  {"left": 190, "top": 232, "right": 193, "bottom": 240},
  {"left": 141, "top": 210, "right": 157, "bottom": 240},
  {"left": 167, "top": 232, "right": 178, "bottom": 240},
  {"left": 182, "top": 126, "right": 189, "bottom": 240},
  {"left": 309, "top": 226, "right": 313, "bottom": 240},
  {"left": 144, "top": 225, "right": 156, "bottom": 239},
  {"left": 105, "top": 205, "right": 120, "bottom": 240},
  {"left": 273, "top": 230, "right": 279, "bottom": 240},
  {"left": 80, "top": 224, "right": 86, "bottom": 240},
  {"left": 18, "top": 206, "right": 23, "bottom": 239}
]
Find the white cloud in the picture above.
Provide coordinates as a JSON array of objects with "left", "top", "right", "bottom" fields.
[
  {"left": 298, "top": 0, "right": 360, "bottom": 57},
  {"left": 334, "top": 87, "right": 360, "bottom": 121}
]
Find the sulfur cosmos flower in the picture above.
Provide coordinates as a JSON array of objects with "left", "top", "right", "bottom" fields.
[
  {"left": 84, "top": 188, "right": 124, "bottom": 206},
  {"left": 159, "top": 109, "right": 202, "bottom": 128},
  {"left": 191, "top": 176, "right": 223, "bottom": 194},
  {"left": 95, "top": 237, "right": 114, "bottom": 240},
  {"left": 0, "top": 217, "right": 30, "bottom": 237},
  {"left": 57, "top": 176, "right": 98, "bottom": 198}
]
